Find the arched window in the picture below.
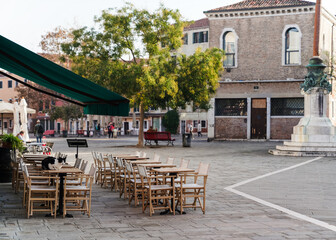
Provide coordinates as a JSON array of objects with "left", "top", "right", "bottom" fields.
[
  {"left": 223, "top": 31, "right": 236, "bottom": 67},
  {"left": 285, "top": 27, "right": 300, "bottom": 65}
]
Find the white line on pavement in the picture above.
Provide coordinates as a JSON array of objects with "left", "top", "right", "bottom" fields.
[{"left": 225, "top": 157, "right": 336, "bottom": 232}]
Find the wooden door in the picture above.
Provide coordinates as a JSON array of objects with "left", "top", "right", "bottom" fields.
[{"left": 251, "top": 99, "right": 266, "bottom": 139}]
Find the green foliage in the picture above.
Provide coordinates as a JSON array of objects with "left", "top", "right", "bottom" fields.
[
  {"left": 48, "top": 104, "right": 83, "bottom": 130},
  {"left": 175, "top": 48, "right": 224, "bottom": 110},
  {"left": 58, "top": 3, "right": 224, "bottom": 145},
  {"left": 162, "top": 110, "right": 180, "bottom": 134},
  {"left": 0, "top": 134, "right": 24, "bottom": 152}
]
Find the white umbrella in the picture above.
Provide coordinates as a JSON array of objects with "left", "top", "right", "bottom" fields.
[
  {"left": 20, "top": 98, "right": 29, "bottom": 142},
  {"left": 13, "top": 102, "right": 20, "bottom": 136}
]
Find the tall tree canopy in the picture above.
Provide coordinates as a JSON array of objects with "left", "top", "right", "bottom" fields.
[{"left": 61, "top": 3, "right": 223, "bottom": 146}]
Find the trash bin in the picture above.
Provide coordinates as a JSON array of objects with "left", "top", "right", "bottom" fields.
[
  {"left": 113, "top": 129, "right": 118, "bottom": 138},
  {"left": 182, "top": 133, "right": 191, "bottom": 147},
  {"left": 62, "top": 130, "right": 68, "bottom": 138}
]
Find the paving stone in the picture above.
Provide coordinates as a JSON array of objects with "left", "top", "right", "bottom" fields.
[{"left": 1, "top": 138, "right": 336, "bottom": 239}]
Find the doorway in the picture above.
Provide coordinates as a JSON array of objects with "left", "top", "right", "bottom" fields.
[
  {"left": 251, "top": 98, "right": 267, "bottom": 139},
  {"left": 124, "top": 122, "right": 129, "bottom": 135}
]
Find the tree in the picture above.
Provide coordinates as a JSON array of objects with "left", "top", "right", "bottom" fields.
[
  {"left": 16, "top": 83, "right": 57, "bottom": 112},
  {"left": 40, "top": 26, "right": 73, "bottom": 68},
  {"left": 61, "top": 3, "right": 223, "bottom": 146},
  {"left": 162, "top": 110, "right": 179, "bottom": 134},
  {"left": 48, "top": 104, "right": 83, "bottom": 131}
]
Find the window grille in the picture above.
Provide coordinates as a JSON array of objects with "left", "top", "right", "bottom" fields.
[
  {"left": 271, "top": 98, "right": 304, "bottom": 116},
  {"left": 215, "top": 99, "right": 247, "bottom": 116}
]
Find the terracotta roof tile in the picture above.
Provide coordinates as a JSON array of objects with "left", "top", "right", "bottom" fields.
[
  {"left": 205, "top": 0, "right": 315, "bottom": 13},
  {"left": 184, "top": 18, "right": 209, "bottom": 30}
]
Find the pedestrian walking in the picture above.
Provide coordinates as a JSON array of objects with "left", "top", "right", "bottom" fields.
[
  {"left": 34, "top": 120, "right": 44, "bottom": 143},
  {"left": 197, "top": 121, "right": 202, "bottom": 137}
]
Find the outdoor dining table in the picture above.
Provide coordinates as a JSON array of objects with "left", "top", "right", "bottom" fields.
[
  {"left": 152, "top": 167, "right": 195, "bottom": 215},
  {"left": 23, "top": 153, "right": 51, "bottom": 164},
  {"left": 138, "top": 163, "right": 176, "bottom": 168},
  {"left": 129, "top": 160, "right": 161, "bottom": 165},
  {"left": 43, "top": 167, "right": 82, "bottom": 217},
  {"left": 121, "top": 156, "right": 149, "bottom": 160}
]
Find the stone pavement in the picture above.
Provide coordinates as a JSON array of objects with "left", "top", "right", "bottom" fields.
[{"left": 1, "top": 136, "right": 336, "bottom": 239}]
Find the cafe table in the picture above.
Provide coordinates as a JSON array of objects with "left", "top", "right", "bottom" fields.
[
  {"left": 43, "top": 167, "right": 82, "bottom": 217},
  {"left": 23, "top": 153, "right": 51, "bottom": 165},
  {"left": 137, "top": 163, "right": 176, "bottom": 168},
  {"left": 152, "top": 167, "right": 194, "bottom": 215},
  {"left": 129, "top": 160, "right": 161, "bottom": 165},
  {"left": 121, "top": 156, "right": 149, "bottom": 160}
]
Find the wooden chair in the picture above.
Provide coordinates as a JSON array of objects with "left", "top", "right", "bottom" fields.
[
  {"left": 101, "top": 155, "right": 113, "bottom": 189},
  {"left": 116, "top": 158, "right": 127, "bottom": 198},
  {"left": 125, "top": 161, "right": 143, "bottom": 206},
  {"left": 138, "top": 165, "right": 175, "bottom": 216},
  {"left": 22, "top": 164, "right": 59, "bottom": 218},
  {"left": 107, "top": 155, "right": 117, "bottom": 191},
  {"left": 79, "top": 160, "right": 88, "bottom": 173},
  {"left": 63, "top": 173, "right": 94, "bottom": 218},
  {"left": 153, "top": 153, "right": 160, "bottom": 162},
  {"left": 176, "top": 162, "right": 209, "bottom": 214},
  {"left": 179, "top": 158, "right": 190, "bottom": 169},
  {"left": 74, "top": 158, "right": 82, "bottom": 168},
  {"left": 91, "top": 151, "right": 101, "bottom": 183},
  {"left": 166, "top": 157, "right": 174, "bottom": 165}
]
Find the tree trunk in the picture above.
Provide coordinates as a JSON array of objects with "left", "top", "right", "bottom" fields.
[{"left": 137, "top": 103, "right": 145, "bottom": 147}]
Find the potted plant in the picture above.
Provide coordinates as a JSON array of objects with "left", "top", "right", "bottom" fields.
[{"left": 0, "top": 134, "right": 24, "bottom": 183}]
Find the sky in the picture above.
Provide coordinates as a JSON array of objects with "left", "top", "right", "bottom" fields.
[{"left": 0, "top": 0, "right": 335, "bottom": 52}]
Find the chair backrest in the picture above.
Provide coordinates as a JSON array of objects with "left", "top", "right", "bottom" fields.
[
  {"left": 107, "top": 154, "right": 115, "bottom": 169},
  {"left": 197, "top": 162, "right": 210, "bottom": 176},
  {"left": 180, "top": 158, "right": 190, "bottom": 168},
  {"left": 91, "top": 151, "right": 98, "bottom": 166},
  {"left": 116, "top": 158, "right": 123, "bottom": 167},
  {"left": 22, "top": 164, "right": 29, "bottom": 178},
  {"left": 74, "top": 158, "right": 82, "bottom": 168},
  {"left": 166, "top": 157, "right": 174, "bottom": 165},
  {"left": 80, "top": 160, "right": 88, "bottom": 172},
  {"left": 125, "top": 161, "right": 132, "bottom": 172},
  {"left": 88, "top": 163, "right": 96, "bottom": 177},
  {"left": 137, "top": 165, "right": 148, "bottom": 178},
  {"left": 74, "top": 158, "right": 81, "bottom": 168},
  {"left": 153, "top": 153, "right": 160, "bottom": 162}
]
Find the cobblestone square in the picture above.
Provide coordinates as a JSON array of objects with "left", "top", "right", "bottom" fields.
[{"left": 1, "top": 136, "right": 336, "bottom": 239}]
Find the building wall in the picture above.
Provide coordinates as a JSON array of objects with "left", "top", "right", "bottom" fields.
[
  {"left": 0, "top": 74, "right": 21, "bottom": 102},
  {"left": 208, "top": 8, "right": 315, "bottom": 81},
  {"left": 213, "top": 81, "right": 304, "bottom": 139},
  {"left": 215, "top": 117, "right": 247, "bottom": 139},
  {"left": 179, "top": 27, "right": 209, "bottom": 56},
  {"left": 270, "top": 117, "right": 301, "bottom": 139},
  {"left": 216, "top": 81, "right": 303, "bottom": 98}
]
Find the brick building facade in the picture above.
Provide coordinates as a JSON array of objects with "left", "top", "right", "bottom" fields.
[{"left": 201, "top": 0, "right": 336, "bottom": 140}]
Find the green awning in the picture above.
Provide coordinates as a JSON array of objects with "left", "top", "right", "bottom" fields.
[{"left": 0, "top": 35, "right": 129, "bottom": 116}]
